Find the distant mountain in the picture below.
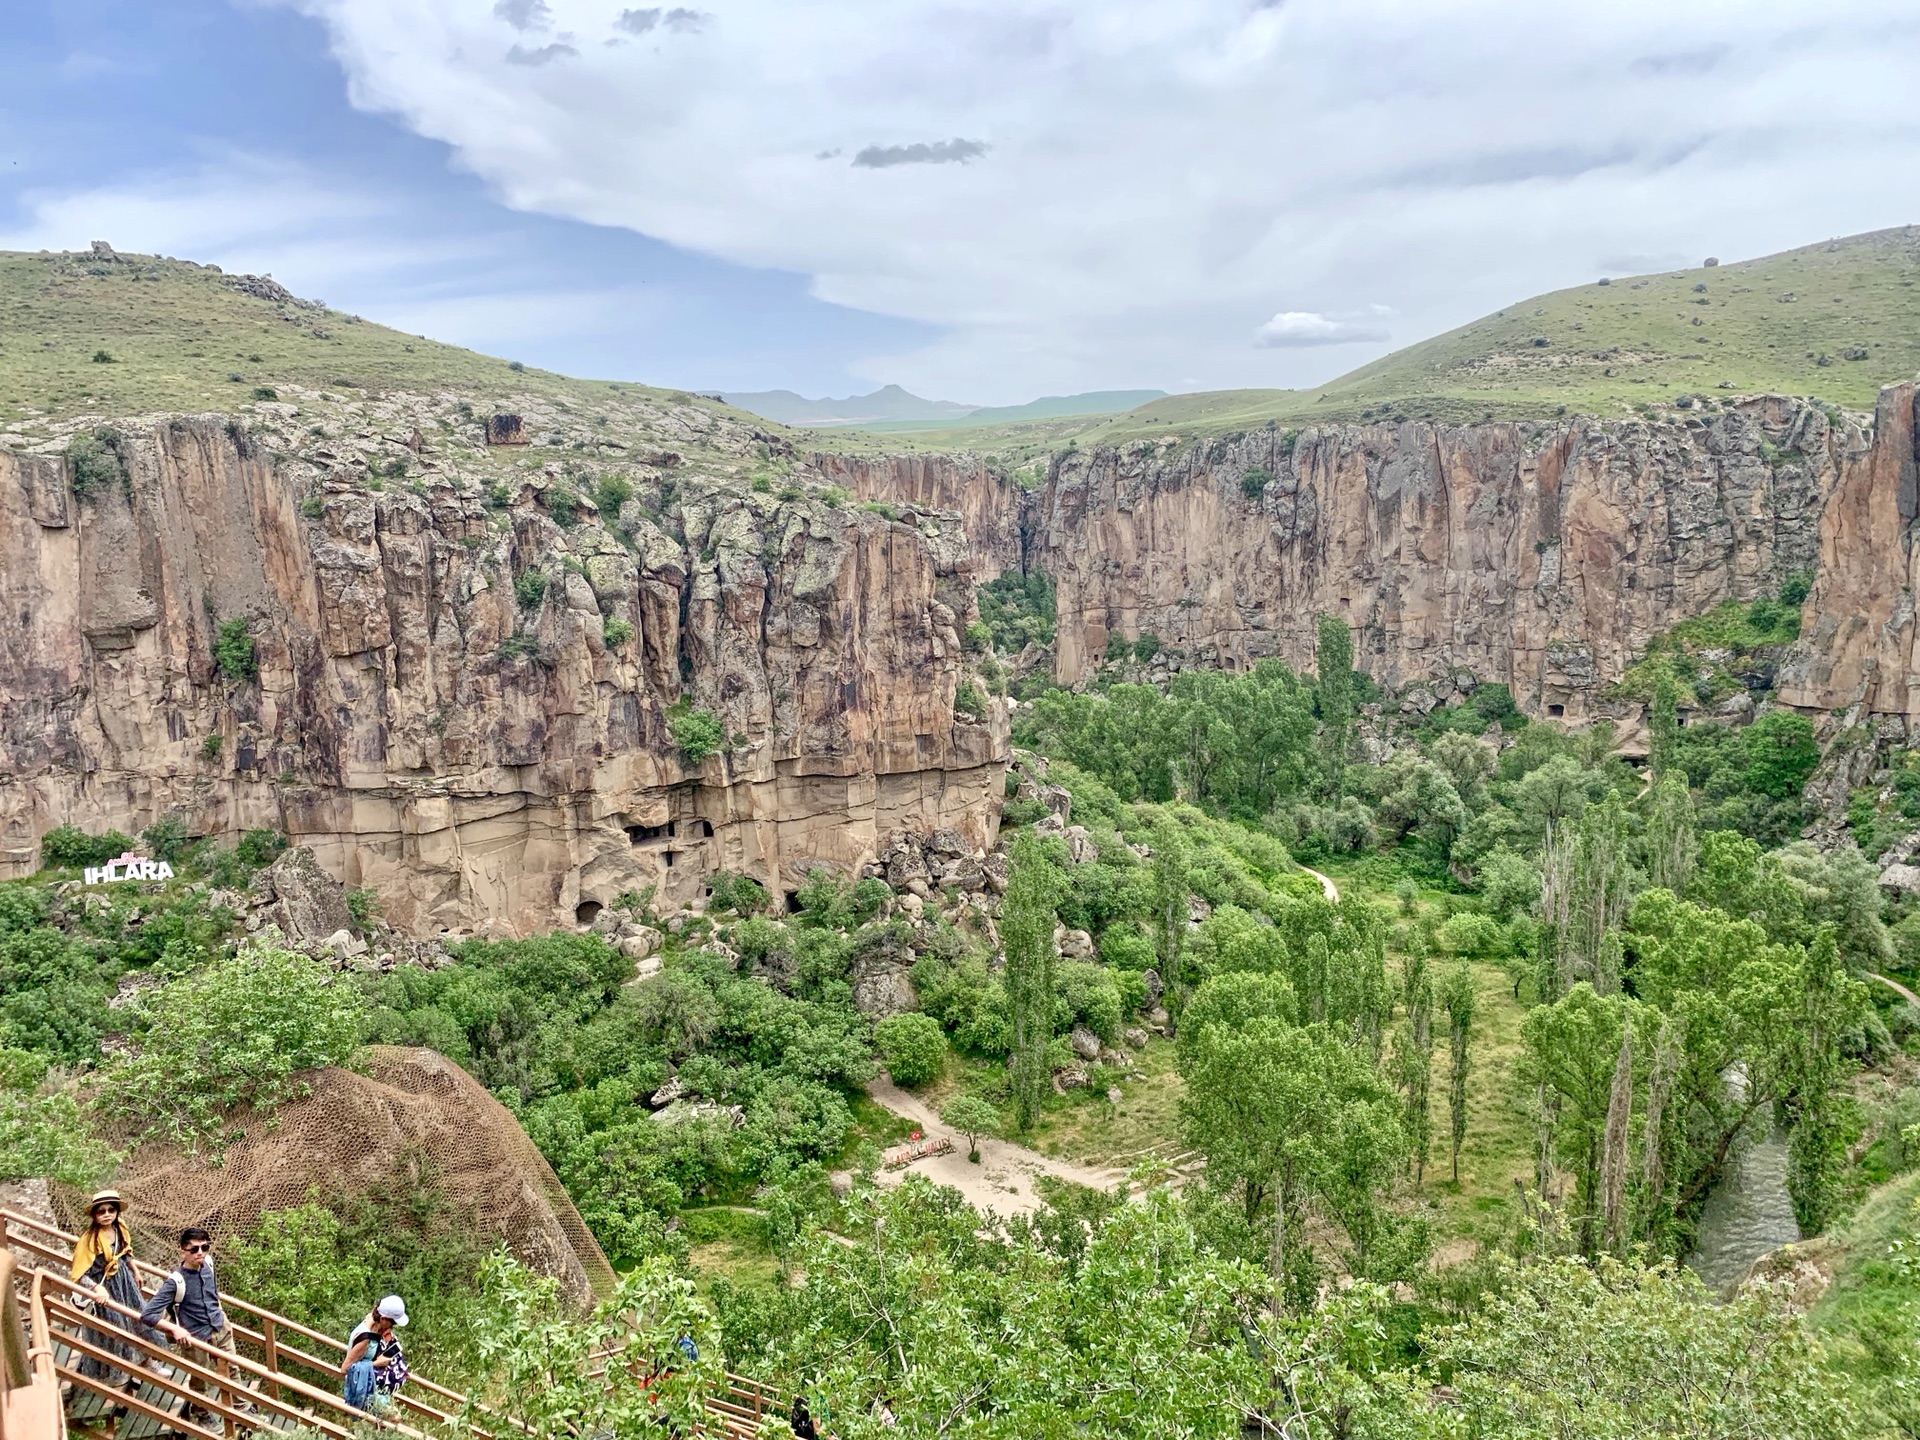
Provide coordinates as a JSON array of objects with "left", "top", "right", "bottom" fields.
[
  {"left": 721, "top": 384, "right": 975, "bottom": 426},
  {"left": 723, "top": 384, "right": 1168, "bottom": 429}
]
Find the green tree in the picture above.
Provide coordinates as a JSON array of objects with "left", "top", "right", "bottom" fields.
[
  {"left": 1003, "top": 833, "right": 1065, "bottom": 1132},
  {"left": 1314, "top": 614, "right": 1355, "bottom": 797},
  {"left": 1180, "top": 1014, "right": 1401, "bottom": 1305},
  {"left": 1149, "top": 815, "right": 1194, "bottom": 997},
  {"left": 1649, "top": 669, "right": 1680, "bottom": 777},
  {"left": 1439, "top": 962, "right": 1476, "bottom": 1185},
  {"left": 212, "top": 618, "right": 258, "bottom": 680},
  {"left": 1743, "top": 711, "right": 1819, "bottom": 799},
  {"left": 939, "top": 1092, "right": 1000, "bottom": 1161},
  {"left": 1520, "top": 983, "right": 1646, "bottom": 1255},
  {"left": 97, "top": 941, "right": 367, "bottom": 1150},
  {"left": 668, "top": 704, "right": 726, "bottom": 762},
  {"left": 0, "top": 1045, "right": 113, "bottom": 1186},
  {"left": 1433, "top": 1255, "right": 1867, "bottom": 1440},
  {"left": 1392, "top": 948, "right": 1436, "bottom": 1189},
  {"left": 1641, "top": 767, "right": 1697, "bottom": 895},
  {"left": 873, "top": 1012, "right": 947, "bottom": 1088}
]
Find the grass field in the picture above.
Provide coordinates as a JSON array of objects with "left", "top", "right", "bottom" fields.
[
  {"left": 845, "top": 226, "right": 1920, "bottom": 454},
  {"left": 0, "top": 248, "right": 697, "bottom": 420}
]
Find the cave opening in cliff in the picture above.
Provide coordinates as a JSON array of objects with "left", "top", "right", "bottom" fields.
[
  {"left": 785, "top": 890, "right": 801, "bottom": 913},
  {"left": 627, "top": 822, "right": 670, "bottom": 844},
  {"left": 575, "top": 899, "right": 603, "bottom": 926},
  {"left": 662, "top": 850, "right": 677, "bottom": 868},
  {"left": 691, "top": 818, "right": 714, "bottom": 838},
  {"left": 1547, "top": 703, "right": 1565, "bottom": 717}
]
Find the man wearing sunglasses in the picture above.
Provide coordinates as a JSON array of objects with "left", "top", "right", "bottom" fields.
[{"left": 141, "top": 1229, "right": 248, "bottom": 1423}]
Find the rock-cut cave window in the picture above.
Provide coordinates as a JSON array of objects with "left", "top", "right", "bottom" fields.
[{"left": 575, "top": 900, "right": 603, "bottom": 926}]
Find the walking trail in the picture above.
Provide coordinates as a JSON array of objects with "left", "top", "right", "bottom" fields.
[
  {"left": 864, "top": 1078, "right": 1127, "bottom": 1218},
  {"left": 1300, "top": 864, "right": 1340, "bottom": 901}
]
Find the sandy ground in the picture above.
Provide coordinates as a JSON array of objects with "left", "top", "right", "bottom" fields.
[{"left": 865, "top": 1078, "right": 1126, "bottom": 1218}]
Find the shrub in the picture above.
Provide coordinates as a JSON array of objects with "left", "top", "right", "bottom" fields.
[
  {"left": 97, "top": 943, "right": 367, "bottom": 1149},
  {"left": 67, "top": 429, "right": 127, "bottom": 503},
  {"left": 594, "top": 475, "right": 634, "bottom": 515},
  {"left": 1002, "top": 797, "right": 1048, "bottom": 827},
  {"left": 201, "top": 734, "right": 223, "bottom": 761},
  {"left": 236, "top": 828, "right": 287, "bottom": 866},
  {"left": 874, "top": 1013, "right": 947, "bottom": 1088},
  {"left": 39, "top": 825, "right": 135, "bottom": 870},
  {"left": 1134, "top": 634, "right": 1161, "bottom": 663},
  {"left": 514, "top": 571, "right": 548, "bottom": 611},
  {"left": 954, "top": 681, "right": 987, "bottom": 719},
  {"left": 1779, "top": 571, "right": 1813, "bottom": 607},
  {"left": 546, "top": 492, "right": 579, "bottom": 528},
  {"left": 603, "top": 617, "right": 635, "bottom": 647},
  {"left": 252, "top": 387, "right": 279, "bottom": 401},
  {"left": 507, "top": 359, "right": 525, "bottom": 372},
  {"left": 299, "top": 495, "right": 324, "bottom": 519},
  {"left": 1240, "top": 466, "right": 1271, "bottom": 500},
  {"left": 497, "top": 632, "right": 538, "bottom": 661},
  {"left": 1437, "top": 911, "right": 1502, "bottom": 958},
  {"left": 211, "top": 619, "right": 258, "bottom": 680},
  {"left": 141, "top": 816, "right": 191, "bottom": 863},
  {"left": 92, "top": 349, "right": 114, "bottom": 364},
  {"left": 1106, "top": 634, "right": 1132, "bottom": 663},
  {"left": 669, "top": 705, "right": 727, "bottom": 763},
  {"left": 708, "top": 872, "right": 768, "bottom": 916},
  {"left": 1742, "top": 711, "right": 1819, "bottom": 799},
  {"left": 346, "top": 888, "right": 380, "bottom": 930},
  {"left": 963, "top": 621, "right": 993, "bottom": 655},
  {"left": 751, "top": 477, "right": 772, "bottom": 493}
]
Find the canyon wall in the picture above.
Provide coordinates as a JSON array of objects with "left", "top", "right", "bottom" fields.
[
  {"left": 0, "top": 420, "right": 1006, "bottom": 934},
  {"left": 996, "top": 397, "right": 1875, "bottom": 717},
  {"left": 1777, "top": 380, "right": 1920, "bottom": 717}
]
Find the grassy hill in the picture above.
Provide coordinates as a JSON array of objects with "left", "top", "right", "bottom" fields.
[
  {"left": 0, "top": 246, "right": 738, "bottom": 428},
  {"left": 851, "top": 226, "right": 1920, "bottom": 453}
]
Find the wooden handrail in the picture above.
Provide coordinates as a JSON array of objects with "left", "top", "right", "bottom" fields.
[{"left": 7, "top": 1203, "right": 779, "bottom": 1439}]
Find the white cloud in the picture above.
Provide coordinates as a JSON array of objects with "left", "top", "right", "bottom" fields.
[
  {"left": 264, "top": 1, "right": 1920, "bottom": 399},
  {"left": 1255, "top": 311, "right": 1389, "bottom": 348}
]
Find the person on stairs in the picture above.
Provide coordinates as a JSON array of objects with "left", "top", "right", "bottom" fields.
[
  {"left": 141, "top": 1228, "right": 250, "bottom": 1424},
  {"left": 342, "top": 1296, "right": 408, "bottom": 1413},
  {"left": 70, "top": 1190, "right": 156, "bottom": 1393}
]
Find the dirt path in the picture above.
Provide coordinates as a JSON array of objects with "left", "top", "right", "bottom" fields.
[
  {"left": 1300, "top": 864, "right": 1340, "bottom": 901},
  {"left": 1867, "top": 971, "right": 1920, "bottom": 1007},
  {"left": 864, "top": 1078, "right": 1127, "bottom": 1218}
]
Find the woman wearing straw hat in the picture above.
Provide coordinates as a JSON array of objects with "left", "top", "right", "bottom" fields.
[{"left": 70, "top": 1190, "right": 156, "bottom": 1391}]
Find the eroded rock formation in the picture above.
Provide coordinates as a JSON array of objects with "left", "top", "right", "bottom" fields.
[
  {"left": 0, "top": 409, "right": 1007, "bottom": 933},
  {"left": 857, "top": 398, "right": 1874, "bottom": 719}
]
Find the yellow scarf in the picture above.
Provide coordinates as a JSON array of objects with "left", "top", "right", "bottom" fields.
[{"left": 70, "top": 1220, "right": 134, "bottom": 1284}]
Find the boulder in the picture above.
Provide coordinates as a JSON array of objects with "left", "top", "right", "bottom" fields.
[
  {"left": 1070, "top": 1025, "right": 1102, "bottom": 1061},
  {"left": 619, "top": 931, "right": 657, "bottom": 961},
  {"left": 1122, "top": 1026, "right": 1150, "bottom": 1050},
  {"left": 1142, "top": 969, "right": 1164, "bottom": 1005},
  {"left": 1053, "top": 1064, "right": 1090, "bottom": 1092},
  {"left": 886, "top": 847, "right": 931, "bottom": 890},
  {"left": 649, "top": 1076, "right": 686, "bottom": 1107},
  {"left": 1106, "top": 1087, "right": 1124, "bottom": 1105},
  {"left": 929, "top": 828, "right": 970, "bottom": 857},
  {"left": 1059, "top": 928, "right": 1095, "bottom": 960},
  {"left": 851, "top": 962, "right": 917, "bottom": 1017},
  {"left": 652, "top": 1099, "right": 744, "bottom": 1129},
  {"left": 1038, "top": 785, "right": 1072, "bottom": 821},
  {"left": 1880, "top": 863, "right": 1920, "bottom": 895},
  {"left": 1064, "top": 826, "right": 1098, "bottom": 865},
  {"left": 981, "top": 853, "right": 1011, "bottom": 894},
  {"left": 258, "top": 847, "right": 353, "bottom": 943}
]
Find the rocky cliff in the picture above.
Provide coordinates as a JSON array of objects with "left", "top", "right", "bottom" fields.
[
  {"left": 861, "top": 397, "right": 1877, "bottom": 719},
  {"left": 0, "top": 391, "right": 1007, "bottom": 933}
]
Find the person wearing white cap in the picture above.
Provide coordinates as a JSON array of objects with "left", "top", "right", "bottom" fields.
[{"left": 342, "top": 1295, "right": 408, "bottom": 1412}]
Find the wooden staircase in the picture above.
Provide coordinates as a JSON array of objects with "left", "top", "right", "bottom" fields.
[{"left": 4, "top": 1209, "right": 779, "bottom": 1440}]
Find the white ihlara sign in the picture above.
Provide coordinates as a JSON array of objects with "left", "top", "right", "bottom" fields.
[{"left": 83, "top": 850, "right": 175, "bottom": 885}]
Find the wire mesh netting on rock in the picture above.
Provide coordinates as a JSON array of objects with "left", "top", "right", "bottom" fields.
[{"left": 60, "top": 1046, "right": 615, "bottom": 1307}]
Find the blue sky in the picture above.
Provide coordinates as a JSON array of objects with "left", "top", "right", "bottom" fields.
[
  {"left": 3, "top": 1, "right": 1917, "bottom": 404},
  {"left": 0, "top": 0, "right": 930, "bottom": 395}
]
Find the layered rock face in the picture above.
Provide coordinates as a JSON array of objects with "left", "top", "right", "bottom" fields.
[
  {"left": 1778, "top": 380, "right": 1920, "bottom": 717},
  {"left": 0, "top": 416, "right": 1006, "bottom": 933},
  {"left": 1004, "top": 399, "right": 1868, "bottom": 714}
]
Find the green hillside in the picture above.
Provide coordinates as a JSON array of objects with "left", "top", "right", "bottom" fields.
[
  {"left": 845, "top": 226, "right": 1920, "bottom": 455},
  {"left": 0, "top": 247, "right": 728, "bottom": 426}
]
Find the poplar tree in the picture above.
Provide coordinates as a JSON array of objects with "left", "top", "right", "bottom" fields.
[
  {"left": 1315, "top": 614, "right": 1356, "bottom": 797},
  {"left": 1439, "top": 962, "right": 1476, "bottom": 1185},
  {"left": 1002, "top": 832, "right": 1065, "bottom": 1133},
  {"left": 1150, "top": 815, "right": 1194, "bottom": 997}
]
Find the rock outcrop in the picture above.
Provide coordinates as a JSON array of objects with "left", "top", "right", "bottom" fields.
[
  {"left": 858, "top": 396, "right": 1894, "bottom": 721},
  {"left": 1777, "top": 379, "right": 1920, "bottom": 716},
  {"left": 1023, "top": 399, "right": 1859, "bottom": 715},
  {"left": 0, "top": 402, "right": 1008, "bottom": 933}
]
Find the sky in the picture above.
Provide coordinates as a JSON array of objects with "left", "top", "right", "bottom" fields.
[{"left": 2, "top": 1, "right": 1917, "bottom": 404}]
